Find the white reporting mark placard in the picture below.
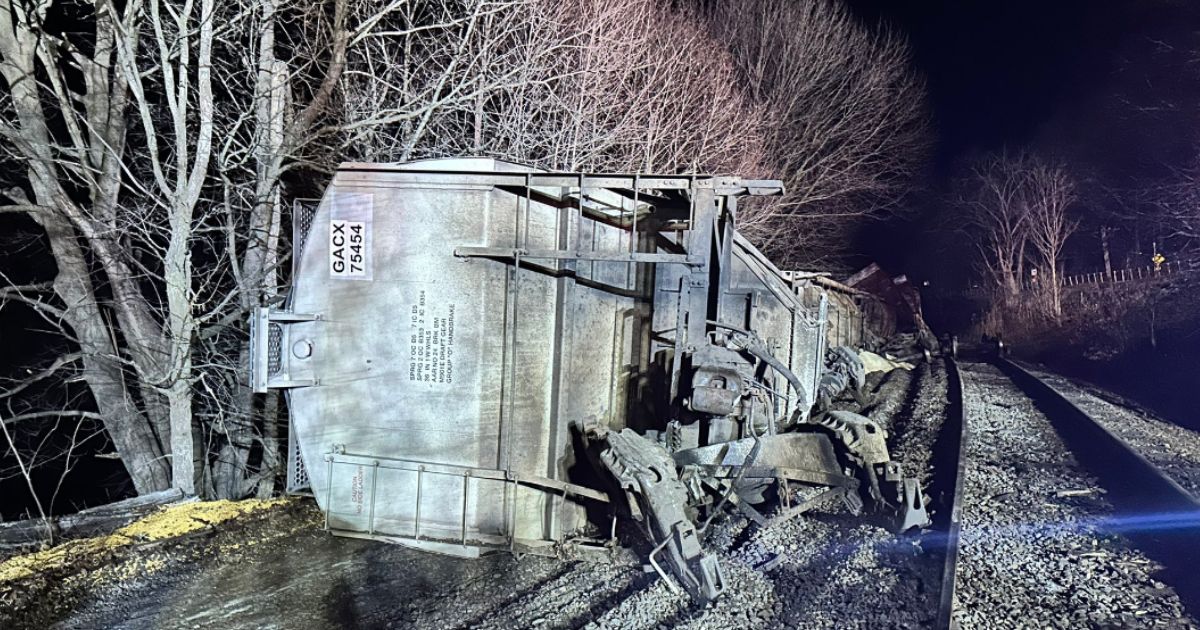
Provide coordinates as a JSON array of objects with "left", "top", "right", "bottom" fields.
[{"left": 329, "top": 219, "right": 367, "bottom": 277}]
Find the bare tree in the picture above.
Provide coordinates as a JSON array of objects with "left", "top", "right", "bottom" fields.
[
  {"left": 959, "top": 151, "right": 1078, "bottom": 322},
  {"left": 705, "top": 0, "right": 929, "bottom": 267},
  {"left": 1024, "top": 161, "right": 1078, "bottom": 319},
  {"left": 960, "top": 153, "right": 1034, "bottom": 299},
  {"left": 337, "top": 0, "right": 764, "bottom": 176},
  {"left": 123, "top": 0, "right": 218, "bottom": 496},
  {"left": 0, "top": 0, "right": 174, "bottom": 494}
]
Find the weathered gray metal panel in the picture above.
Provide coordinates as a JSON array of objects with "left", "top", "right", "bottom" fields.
[
  {"left": 266, "top": 158, "right": 819, "bottom": 557},
  {"left": 283, "top": 159, "right": 638, "bottom": 548}
]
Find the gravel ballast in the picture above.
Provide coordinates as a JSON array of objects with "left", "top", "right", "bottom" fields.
[{"left": 954, "top": 362, "right": 1198, "bottom": 629}]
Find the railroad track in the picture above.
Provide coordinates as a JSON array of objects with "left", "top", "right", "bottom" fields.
[{"left": 938, "top": 356, "right": 1200, "bottom": 629}]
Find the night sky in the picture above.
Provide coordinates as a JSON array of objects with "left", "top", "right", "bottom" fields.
[{"left": 847, "top": 0, "right": 1200, "bottom": 283}]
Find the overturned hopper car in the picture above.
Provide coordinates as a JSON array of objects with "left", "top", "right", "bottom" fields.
[{"left": 250, "top": 158, "right": 927, "bottom": 602}]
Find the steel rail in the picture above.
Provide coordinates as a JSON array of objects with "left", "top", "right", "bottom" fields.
[{"left": 933, "top": 357, "right": 968, "bottom": 630}]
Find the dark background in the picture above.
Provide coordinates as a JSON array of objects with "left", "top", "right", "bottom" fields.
[
  {"left": 841, "top": 0, "right": 1200, "bottom": 437},
  {"left": 847, "top": 0, "right": 1200, "bottom": 289}
]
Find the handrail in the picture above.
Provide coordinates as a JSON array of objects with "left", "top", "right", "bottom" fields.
[{"left": 324, "top": 451, "right": 612, "bottom": 504}]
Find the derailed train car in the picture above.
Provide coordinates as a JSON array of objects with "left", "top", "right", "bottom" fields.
[{"left": 250, "top": 158, "right": 926, "bottom": 602}]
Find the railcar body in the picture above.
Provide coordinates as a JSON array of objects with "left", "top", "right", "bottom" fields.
[{"left": 250, "top": 158, "right": 924, "bottom": 601}]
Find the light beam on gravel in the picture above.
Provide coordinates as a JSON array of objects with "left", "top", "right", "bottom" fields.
[
  {"left": 906, "top": 509, "right": 1200, "bottom": 550},
  {"left": 1095, "top": 510, "right": 1200, "bottom": 535}
]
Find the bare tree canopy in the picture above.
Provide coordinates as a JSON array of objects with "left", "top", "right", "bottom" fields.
[
  {"left": 337, "top": 0, "right": 765, "bottom": 175},
  {"left": 959, "top": 152, "right": 1036, "bottom": 298},
  {"left": 706, "top": 0, "right": 930, "bottom": 267},
  {"left": 957, "top": 151, "right": 1078, "bottom": 324},
  {"left": 1132, "top": 157, "right": 1200, "bottom": 252}
]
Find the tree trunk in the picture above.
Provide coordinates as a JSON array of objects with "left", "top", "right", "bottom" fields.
[
  {"left": 474, "top": 92, "right": 484, "bottom": 153},
  {"left": 38, "top": 211, "right": 172, "bottom": 494},
  {"left": 165, "top": 208, "right": 198, "bottom": 495},
  {"left": 1133, "top": 223, "right": 1142, "bottom": 265},
  {"left": 256, "top": 390, "right": 281, "bottom": 499},
  {"left": 1049, "top": 260, "right": 1061, "bottom": 319},
  {"left": 0, "top": 489, "right": 184, "bottom": 546},
  {"left": 1101, "top": 225, "right": 1112, "bottom": 278},
  {"left": 207, "top": 8, "right": 284, "bottom": 499},
  {"left": 211, "top": 7, "right": 290, "bottom": 498},
  {"left": 1015, "top": 239, "right": 1027, "bottom": 293}
]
